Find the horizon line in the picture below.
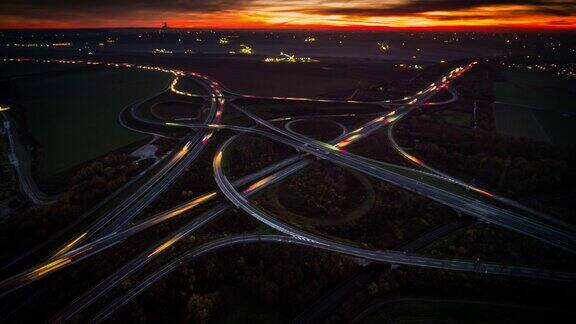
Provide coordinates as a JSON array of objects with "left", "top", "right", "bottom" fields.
[{"left": 1, "top": 24, "right": 575, "bottom": 32}]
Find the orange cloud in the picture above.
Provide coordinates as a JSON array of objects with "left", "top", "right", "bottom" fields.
[{"left": 0, "top": 1, "right": 574, "bottom": 29}]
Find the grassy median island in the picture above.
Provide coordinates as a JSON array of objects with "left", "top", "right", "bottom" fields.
[
  {"left": 222, "top": 134, "right": 295, "bottom": 181},
  {"left": 173, "top": 75, "right": 208, "bottom": 96},
  {"left": 273, "top": 161, "right": 374, "bottom": 225},
  {"left": 150, "top": 100, "right": 204, "bottom": 121},
  {"left": 286, "top": 118, "right": 344, "bottom": 142},
  {"left": 254, "top": 160, "right": 454, "bottom": 249},
  {"left": 9, "top": 63, "right": 172, "bottom": 179},
  {"left": 236, "top": 98, "right": 384, "bottom": 120}
]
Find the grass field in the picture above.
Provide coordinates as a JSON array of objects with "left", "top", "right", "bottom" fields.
[
  {"left": 358, "top": 299, "right": 553, "bottom": 323},
  {"left": 12, "top": 64, "right": 172, "bottom": 179},
  {"left": 494, "top": 70, "right": 576, "bottom": 146},
  {"left": 493, "top": 104, "right": 550, "bottom": 143},
  {"left": 270, "top": 170, "right": 375, "bottom": 226},
  {"left": 150, "top": 101, "right": 203, "bottom": 121},
  {"left": 173, "top": 76, "right": 207, "bottom": 96},
  {"left": 532, "top": 110, "right": 576, "bottom": 146},
  {"left": 494, "top": 70, "right": 575, "bottom": 110},
  {"left": 0, "top": 136, "right": 17, "bottom": 200},
  {"left": 439, "top": 110, "right": 472, "bottom": 127},
  {"left": 0, "top": 62, "right": 82, "bottom": 78}
]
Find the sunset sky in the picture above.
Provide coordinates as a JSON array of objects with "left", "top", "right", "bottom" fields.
[{"left": 1, "top": 0, "right": 575, "bottom": 30}]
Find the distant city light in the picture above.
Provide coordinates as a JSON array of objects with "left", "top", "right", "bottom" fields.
[
  {"left": 264, "top": 52, "right": 318, "bottom": 63},
  {"left": 378, "top": 42, "right": 390, "bottom": 52},
  {"left": 396, "top": 63, "right": 423, "bottom": 70},
  {"left": 151, "top": 48, "right": 173, "bottom": 54},
  {"left": 239, "top": 44, "right": 253, "bottom": 55}
]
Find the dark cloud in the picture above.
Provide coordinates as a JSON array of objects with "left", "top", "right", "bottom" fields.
[
  {"left": 0, "top": 0, "right": 255, "bottom": 19},
  {"left": 0, "top": 0, "right": 574, "bottom": 27},
  {"left": 306, "top": 0, "right": 576, "bottom": 17}
]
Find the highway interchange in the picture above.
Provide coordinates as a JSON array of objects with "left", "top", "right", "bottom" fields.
[{"left": 1, "top": 57, "right": 575, "bottom": 322}]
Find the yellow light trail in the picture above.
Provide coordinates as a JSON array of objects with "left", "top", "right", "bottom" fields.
[
  {"left": 52, "top": 232, "right": 87, "bottom": 258},
  {"left": 28, "top": 258, "right": 72, "bottom": 279},
  {"left": 347, "top": 134, "right": 360, "bottom": 142},
  {"left": 245, "top": 176, "right": 273, "bottom": 193},
  {"left": 215, "top": 151, "right": 223, "bottom": 166},
  {"left": 35, "top": 190, "right": 218, "bottom": 279},
  {"left": 158, "top": 192, "right": 218, "bottom": 222},
  {"left": 0, "top": 106, "right": 10, "bottom": 112},
  {"left": 148, "top": 234, "right": 183, "bottom": 257}
]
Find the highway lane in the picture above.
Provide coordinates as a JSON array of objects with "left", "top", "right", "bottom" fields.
[
  {"left": 49, "top": 73, "right": 224, "bottom": 259},
  {"left": 50, "top": 202, "right": 228, "bottom": 324},
  {"left": 396, "top": 219, "right": 472, "bottom": 253},
  {"left": 1, "top": 112, "right": 57, "bottom": 205},
  {"left": 221, "top": 81, "right": 414, "bottom": 106},
  {"left": 49, "top": 128, "right": 345, "bottom": 320},
  {"left": 230, "top": 64, "right": 576, "bottom": 254},
  {"left": 89, "top": 235, "right": 302, "bottom": 323},
  {"left": 173, "top": 96, "right": 576, "bottom": 255},
  {"left": 152, "top": 70, "right": 570, "bottom": 264},
  {"left": 230, "top": 65, "right": 447, "bottom": 153},
  {"left": 6, "top": 58, "right": 575, "bottom": 322},
  {"left": 0, "top": 154, "right": 305, "bottom": 296},
  {"left": 1, "top": 59, "right": 230, "bottom": 320},
  {"left": 0, "top": 148, "right": 172, "bottom": 275},
  {"left": 1, "top": 62, "right": 224, "bottom": 282},
  {"left": 94, "top": 222, "right": 576, "bottom": 323},
  {"left": 4, "top": 57, "right": 409, "bottom": 106},
  {"left": 50, "top": 148, "right": 314, "bottom": 323},
  {"left": 252, "top": 118, "right": 576, "bottom": 253},
  {"left": 47, "top": 113, "right": 204, "bottom": 260},
  {"left": 233, "top": 64, "right": 471, "bottom": 152},
  {"left": 0, "top": 57, "right": 394, "bottom": 296},
  {"left": 94, "top": 81, "right": 226, "bottom": 238},
  {"left": 0, "top": 73, "right": 186, "bottom": 275},
  {"left": 92, "top": 235, "right": 327, "bottom": 323},
  {"left": 47, "top": 116, "right": 351, "bottom": 321},
  {"left": 2, "top": 110, "right": 344, "bottom": 296},
  {"left": 291, "top": 219, "right": 472, "bottom": 324},
  {"left": 212, "top": 139, "right": 576, "bottom": 281},
  {"left": 385, "top": 90, "right": 576, "bottom": 233},
  {"left": 193, "top": 71, "right": 399, "bottom": 105}
]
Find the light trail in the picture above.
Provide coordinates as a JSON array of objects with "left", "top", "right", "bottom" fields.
[
  {"left": 52, "top": 233, "right": 87, "bottom": 258},
  {"left": 27, "top": 258, "right": 71, "bottom": 279},
  {"left": 148, "top": 234, "right": 183, "bottom": 257},
  {"left": 7, "top": 56, "right": 570, "bottom": 323}
]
